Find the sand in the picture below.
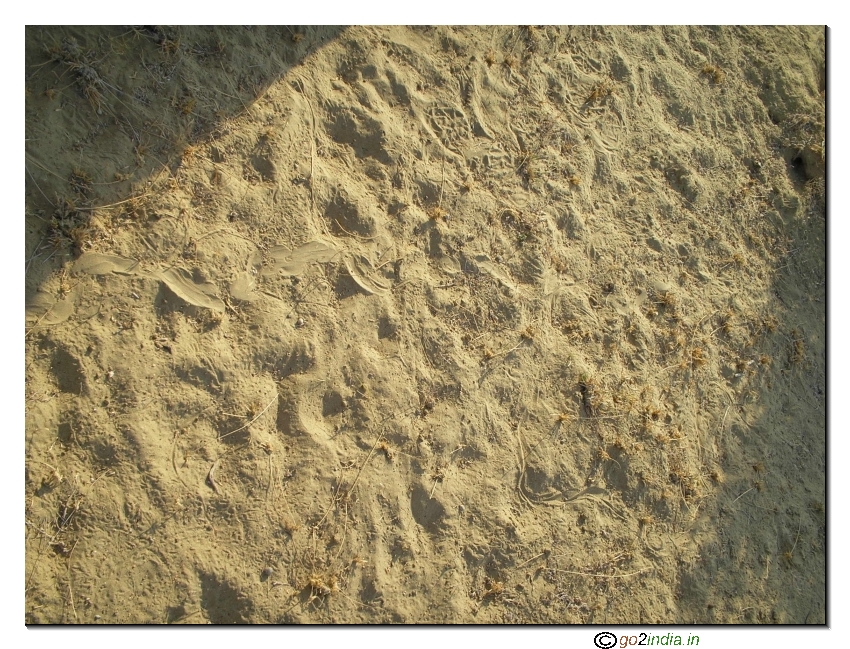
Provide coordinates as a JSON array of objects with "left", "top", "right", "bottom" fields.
[{"left": 24, "top": 26, "right": 825, "bottom": 624}]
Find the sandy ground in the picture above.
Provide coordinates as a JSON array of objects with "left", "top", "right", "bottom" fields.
[{"left": 24, "top": 26, "right": 825, "bottom": 624}]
